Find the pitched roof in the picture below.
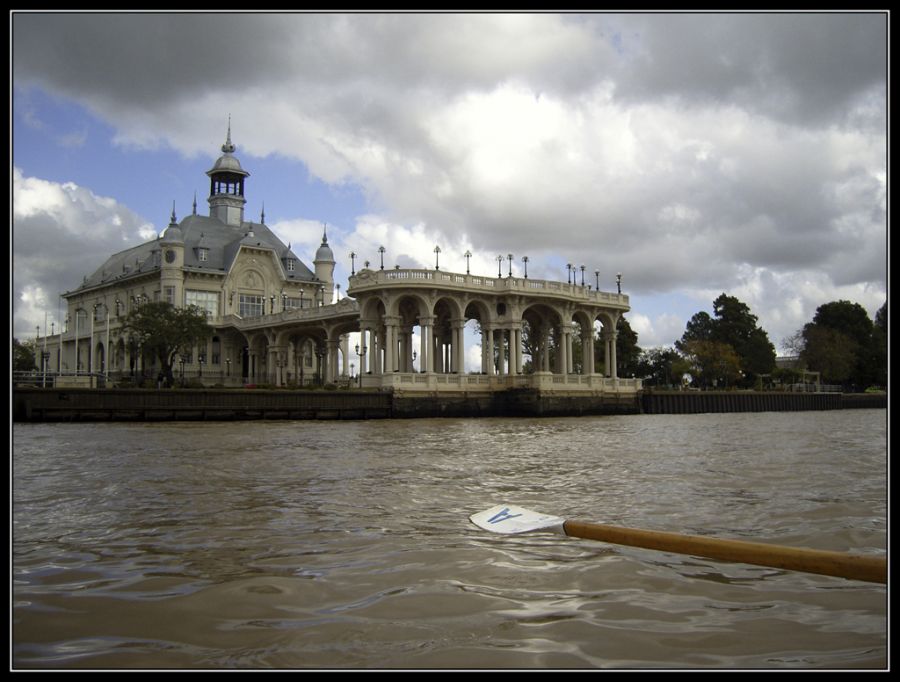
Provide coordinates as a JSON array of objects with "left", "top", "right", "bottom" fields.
[{"left": 72, "top": 214, "right": 317, "bottom": 293}]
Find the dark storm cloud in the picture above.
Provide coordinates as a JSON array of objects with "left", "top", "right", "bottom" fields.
[
  {"left": 11, "top": 11, "right": 887, "bottom": 344},
  {"left": 609, "top": 13, "right": 886, "bottom": 127}
]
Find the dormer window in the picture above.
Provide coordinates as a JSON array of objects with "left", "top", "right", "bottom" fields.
[
  {"left": 286, "top": 258, "right": 295, "bottom": 272},
  {"left": 198, "top": 248, "right": 209, "bottom": 262}
]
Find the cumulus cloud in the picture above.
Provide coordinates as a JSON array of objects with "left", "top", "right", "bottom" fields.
[
  {"left": 12, "top": 11, "right": 887, "bottom": 348},
  {"left": 12, "top": 168, "right": 155, "bottom": 337}
]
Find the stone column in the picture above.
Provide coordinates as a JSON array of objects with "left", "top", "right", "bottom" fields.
[
  {"left": 420, "top": 316, "right": 434, "bottom": 373},
  {"left": 603, "top": 330, "right": 619, "bottom": 378},
  {"left": 372, "top": 326, "right": 381, "bottom": 375},
  {"left": 482, "top": 327, "right": 492, "bottom": 374},
  {"left": 610, "top": 329, "right": 618, "bottom": 379},
  {"left": 541, "top": 326, "right": 551, "bottom": 372},
  {"left": 512, "top": 323, "right": 522, "bottom": 375},
  {"left": 383, "top": 316, "right": 397, "bottom": 373},
  {"left": 583, "top": 328, "right": 595, "bottom": 375},
  {"left": 268, "top": 345, "right": 283, "bottom": 386},
  {"left": 341, "top": 335, "right": 350, "bottom": 377},
  {"left": 452, "top": 318, "right": 466, "bottom": 373},
  {"left": 557, "top": 324, "right": 567, "bottom": 375},
  {"left": 327, "top": 338, "right": 341, "bottom": 382}
]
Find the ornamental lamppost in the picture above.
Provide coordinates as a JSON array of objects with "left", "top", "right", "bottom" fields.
[
  {"left": 350, "top": 251, "right": 356, "bottom": 275},
  {"left": 580, "top": 265, "right": 585, "bottom": 286},
  {"left": 464, "top": 250, "right": 472, "bottom": 274},
  {"left": 507, "top": 254, "right": 513, "bottom": 277},
  {"left": 567, "top": 263, "right": 572, "bottom": 284},
  {"left": 522, "top": 256, "right": 529, "bottom": 278},
  {"left": 616, "top": 272, "right": 622, "bottom": 294},
  {"left": 434, "top": 245, "right": 441, "bottom": 270},
  {"left": 496, "top": 254, "right": 503, "bottom": 278},
  {"left": 379, "top": 246, "right": 386, "bottom": 270},
  {"left": 595, "top": 270, "right": 600, "bottom": 290}
]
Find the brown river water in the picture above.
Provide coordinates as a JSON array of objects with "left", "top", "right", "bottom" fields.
[{"left": 12, "top": 410, "right": 887, "bottom": 670}]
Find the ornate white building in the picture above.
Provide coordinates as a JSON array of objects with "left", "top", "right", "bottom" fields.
[{"left": 37, "top": 126, "right": 640, "bottom": 398}]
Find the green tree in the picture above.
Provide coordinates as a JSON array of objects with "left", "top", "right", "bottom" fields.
[
  {"left": 812, "top": 300, "right": 873, "bottom": 348},
  {"left": 637, "top": 346, "right": 682, "bottom": 387},
  {"left": 121, "top": 302, "right": 213, "bottom": 385},
  {"left": 872, "top": 302, "right": 887, "bottom": 387},
  {"left": 615, "top": 316, "right": 642, "bottom": 378},
  {"left": 680, "top": 339, "right": 742, "bottom": 389},
  {"left": 13, "top": 338, "right": 37, "bottom": 372},
  {"left": 676, "top": 311, "right": 715, "bottom": 350},
  {"left": 710, "top": 294, "right": 776, "bottom": 383},
  {"left": 677, "top": 294, "right": 776, "bottom": 386},
  {"left": 802, "top": 300, "right": 885, "bottom": 389},
  {"left": 800, "top": 323, "right": 857, "bottom": 385}
]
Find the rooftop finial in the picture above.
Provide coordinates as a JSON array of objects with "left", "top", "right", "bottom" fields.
[
  {"left": 192, "top": 191, "right": 197, "bottom": 215},
  {"left": 221, "top": 115, "right": 235, "bottom": 154},
  {"left": 170, "top": 200, "right": 177, "bottom": 225},
  {"left": 260, "top": 202, "right": 266, "bottom": 224},
  {"left": 322, "top": 222, "right": 328, "bottom": 244}
]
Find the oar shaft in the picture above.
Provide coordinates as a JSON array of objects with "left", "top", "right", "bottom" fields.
[{"left": 563, "top": 520, "right": 887, "bottom": 584}]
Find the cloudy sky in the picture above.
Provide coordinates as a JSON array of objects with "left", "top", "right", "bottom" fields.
[{"left": 12, "top": 11, "right": 887, "bottom": 353}]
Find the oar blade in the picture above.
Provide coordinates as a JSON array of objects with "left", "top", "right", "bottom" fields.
[{"left": 470, "top": 504, "right": 566, "bottom": 535}]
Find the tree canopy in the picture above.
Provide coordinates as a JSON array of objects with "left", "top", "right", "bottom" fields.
[
  {"left": 675, "top": 293, "right": 775, "bottom": 386},
  {"left": 800, "top": 300, "right": 886, "bottom": 389},
  {"left": 13, "top": 338, "right": 37, "bottom": 372},
  {"left": 120, "top": 302, "right": 213, "bottom": 383}
]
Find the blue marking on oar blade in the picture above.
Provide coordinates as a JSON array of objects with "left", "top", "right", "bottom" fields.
[{"left": 487, "top": 507, "right": 522, "bottom": 524}]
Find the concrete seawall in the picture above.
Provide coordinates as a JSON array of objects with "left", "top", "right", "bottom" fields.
[
  {"left": 13, "top": 387, "right": 640, "bottom": 422},
  {"left": 12, "top": 388, "right": 885, "bottom": 423},
  {"left": 12, "top": 388, "right": 394, "bottom": 422},
  {"left": 642, "top": 390, "right": 885, "bottom": 414}
]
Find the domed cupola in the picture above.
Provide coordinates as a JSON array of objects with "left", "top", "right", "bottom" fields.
[
  {"left": 314, "top": 224, "right": 335, "bottom": 294},
  {"left": 207, "top": 119, "right": 250, "bottom": 227},
  {"left": 160, "top": 202, "right": 183, "bottom": 244},
  {"left": 315, "top": 224, "right": 335, "bottom": 263}
]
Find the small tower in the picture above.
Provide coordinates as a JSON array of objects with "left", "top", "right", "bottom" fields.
[
  {"left": 207, "top": 119, "right": 250, "bottom": 227},
  {"left": 314, "top": 224, "right": 336, "bottom": 303},
  {"left": 160, "top": 203, "right": 185, "bottom": 306}
]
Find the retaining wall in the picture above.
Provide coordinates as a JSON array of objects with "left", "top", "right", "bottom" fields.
[{"left": 12, "top": 388, "right": 884, "bottom": 423}]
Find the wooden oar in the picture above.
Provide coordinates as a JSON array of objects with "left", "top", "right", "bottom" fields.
[{"left": 470, "top": 504, "right": 887, "bottom": 584}]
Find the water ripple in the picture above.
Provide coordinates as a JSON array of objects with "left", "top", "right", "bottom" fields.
[{"left": 13, "top": 412, "right": 887, "bottom": 669}]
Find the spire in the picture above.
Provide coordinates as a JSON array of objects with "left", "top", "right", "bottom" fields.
[
  {"left": 322, "top": 222, "right": 329, "bottom": 244},
  {"left": 192, "top": 191, "right": 197, "bottom": 215},
  {"left": 260, "top": 202, "right": 266, "bottom": 224},
  {"left": 162, "top": 200, "right": 183, "bottom": 244},
  {"left": 222, "top": 115, "right": 235, "bottom": 154}
]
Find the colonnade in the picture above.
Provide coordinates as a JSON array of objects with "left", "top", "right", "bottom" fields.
[{"left": 355, "top": 316, "right": 620, "bottom": 379}]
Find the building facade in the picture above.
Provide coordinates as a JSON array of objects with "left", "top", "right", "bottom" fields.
[{"left": 34, "top": 127, "right": 640, "bottom": 397}]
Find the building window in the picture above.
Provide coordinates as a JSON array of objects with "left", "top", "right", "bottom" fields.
[
  {"left": 198, "top": 248, "right": 209, "bottom": 262},
  {"left": 284, "top": 297, "right": 304, "bottom": 310},
  {"left": 165, "top": 286, "right": 175, "bottom": 305},
  {"left": 185, "top": 290, "right": 219, "bottom": 317},
  {"left": 286, "top": 258, "right": 295, "bottom": 272},
  {"left": 239, "top": 294, "right": 265, "bottom": 318}
]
